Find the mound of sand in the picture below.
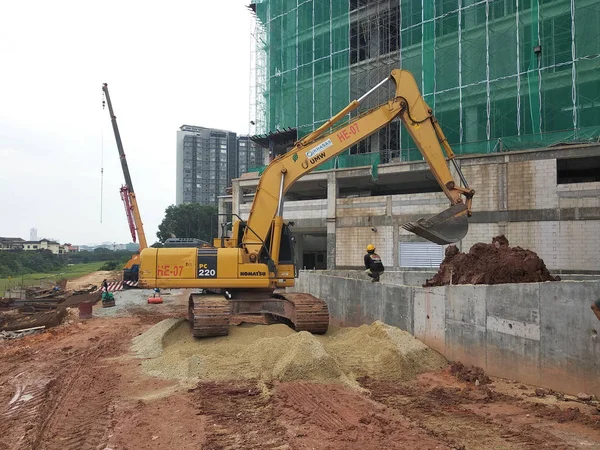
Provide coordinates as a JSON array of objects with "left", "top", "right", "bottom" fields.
[
  {"left": 424, "top": 235, "right": 560, "bottom": 286},
  {"left": 325, "top": 321, "right": 448, "bottom": 381},
  {"left": 132, "top": 320, "right": 447, "bottom": 388},
  {"left": 131, "top": 318, "right": 182, "bottom": 359}
]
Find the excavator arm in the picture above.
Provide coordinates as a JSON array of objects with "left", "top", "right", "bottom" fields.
[{"left": 242, "top": 69, "right": 475, "bottom": 262}]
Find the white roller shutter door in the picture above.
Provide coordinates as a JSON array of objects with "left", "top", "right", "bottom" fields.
[{"left": 399, "top": 242, "right": 444, "bottom": 268}]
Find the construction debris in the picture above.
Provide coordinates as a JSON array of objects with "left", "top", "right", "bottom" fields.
[
  {"left": 72, "top": 284, "right": 98, "bottom": 295},
  {"left": 424, "top": 235, "right": 561, "bottom": 286},
  {"left": 0, "top": 326, "right": 45, "bottom": 340},
  {"left": 3, "top": 284, "right": 102, "bottom": 312},
  {"left": 0, "top": 308, "right": 66, "bottom": 332},
  {"left": 24, "top": 286, "right": 70, "bottom": 300}
]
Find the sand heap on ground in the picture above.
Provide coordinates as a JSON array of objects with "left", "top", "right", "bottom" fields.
[
  {"left": 132, "top": 319, "right": 447, "bottom": 388},
  {"left": 424, "top": 235, "right": 560, "bottom": 287}
]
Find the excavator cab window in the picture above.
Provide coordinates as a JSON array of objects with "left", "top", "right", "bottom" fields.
[
  {"left": 279, "top": 224, "right": 295, "bottom": 265},
  {"left": 259, "top": 223, "right": 295, "bottom": 266},
  {"left": 237, "top": 223, "right": 246, "bottom": 247}
]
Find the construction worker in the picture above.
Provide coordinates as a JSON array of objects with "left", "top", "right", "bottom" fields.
[
  {"left": 592, "top": 299, "right": 600, "bottom": 321},
  {"left": 101, "top": 279, "right": 108, "bottom": 292},
  {"left": 364, "top": 244, "right": 385, "bottom": 282}
]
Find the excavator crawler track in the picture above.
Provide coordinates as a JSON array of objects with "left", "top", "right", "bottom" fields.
[
  {"left": 271, "top": 292, "right": 330, "bottom": 335},
  {"left": 188, "top": 294, "right": 230, "bottom": 338},
  {"left": 188, "top": 291, "right": 330, "bottom": 338}
]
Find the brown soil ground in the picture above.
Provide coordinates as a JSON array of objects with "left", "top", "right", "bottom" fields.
[
  {"left": 425, "top": 235, "right": 561, "bottom": 286},
  {"left": 1, "top": 272, "right": 598, "bottom": 450}
]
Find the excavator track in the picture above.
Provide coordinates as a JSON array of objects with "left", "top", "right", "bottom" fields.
[
  {"left": 270, "top": 292, "right": 330, "bottom": 335},
  {"left": 188, "top": 291, "right": 330, "bottom": 338},
  {"left": 188, "top": 294, "right": 231, "bottom": 338}
]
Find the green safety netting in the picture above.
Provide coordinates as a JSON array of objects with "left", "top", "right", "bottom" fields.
[
  {"left": 252, "top": 0, "right": 350, "bottom": 139},
  {"left": 250, "top": 0, "right": 600, "bottom": 169}
]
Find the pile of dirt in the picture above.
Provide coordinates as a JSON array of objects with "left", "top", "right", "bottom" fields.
[
  {"left": 133, "top": 320, "right": 447, "bottom": 388},
  {"left": 450, "top": 361, "right": 491, "bottom": 384},
  {"left": 424, "top": 235, "right": 560, "bottom": 286}
]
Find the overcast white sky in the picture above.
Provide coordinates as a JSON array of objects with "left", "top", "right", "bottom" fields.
[{"left": 0, "top": 0, "right": 253, "bottom": 246}]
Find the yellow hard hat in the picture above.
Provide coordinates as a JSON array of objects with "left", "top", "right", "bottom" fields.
[{"left": 366, "top": 244, "right": 375, "bottom": 252}]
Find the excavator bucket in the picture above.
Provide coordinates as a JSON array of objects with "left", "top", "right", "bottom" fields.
[{"left": 402, "top": 203, "right": 469, "bottom": 245}]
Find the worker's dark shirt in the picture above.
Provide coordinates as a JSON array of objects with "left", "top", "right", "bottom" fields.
[{"left": 364, "top": 253, "right": 384, "bottom": 271}]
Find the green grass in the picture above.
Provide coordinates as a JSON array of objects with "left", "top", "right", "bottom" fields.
[{"left": 0, "top": 262, "right": 106, "bottom": 295}]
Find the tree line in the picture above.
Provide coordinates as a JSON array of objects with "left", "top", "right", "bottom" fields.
[
  {"left": 1, "top": 203, "right": 218, "bottom": 278},
  {"left": 0, "top": 248, "right": 135, "bottom": 278}
]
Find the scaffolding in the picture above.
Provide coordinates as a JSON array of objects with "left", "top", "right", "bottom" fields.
[{"left": 249, "top": 0, "right": 600, "bottom": 169}]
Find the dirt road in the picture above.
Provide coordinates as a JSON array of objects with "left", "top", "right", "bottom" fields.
[
  {"left": 1, "top": 282, "right": 599, "bottom": 449},
  {"left": 65, "top": 270, "right": 118, "bottom": 290}
]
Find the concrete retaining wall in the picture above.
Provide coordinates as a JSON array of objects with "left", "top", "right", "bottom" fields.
[
  {"left": 311, "top": 270, "right": 436, "bottom": 286},
  {"left": 291, "top": 271, "right": 600, "bottom": 397},
  {"left": 303, "top": 270, "right": 600, "bottom": 287}
]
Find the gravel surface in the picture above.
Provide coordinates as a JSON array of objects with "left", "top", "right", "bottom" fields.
[{"left": 92, "top": 289, "right": 185, "bottom": 318}]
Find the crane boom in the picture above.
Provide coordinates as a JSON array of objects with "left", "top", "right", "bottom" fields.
[{"left": 102, "top": 83, "right": 148, "bottom": 250}]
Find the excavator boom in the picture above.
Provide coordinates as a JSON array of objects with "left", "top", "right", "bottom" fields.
[{"left": 243, "top": 69, "right": 474, "bottom": 254}]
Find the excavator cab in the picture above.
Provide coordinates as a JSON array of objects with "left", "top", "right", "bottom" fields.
[{"left": 235, "top": 219, "right": 296, "bottom": 281}]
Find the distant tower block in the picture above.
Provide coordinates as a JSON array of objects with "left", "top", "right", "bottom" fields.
[{"left": 30, "top": 227, "right": 38, "bottom": 241}]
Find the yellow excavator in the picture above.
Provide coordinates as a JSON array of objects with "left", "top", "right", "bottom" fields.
[{"left": 104, "top": 69, "right": 475, "bottom": 337}]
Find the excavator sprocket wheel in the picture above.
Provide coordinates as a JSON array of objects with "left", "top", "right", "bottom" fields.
[
  {"left": 189, "top": 294, "right": 230, "bottom": 338},
  {"left": 280, "top": 293, "right": 330, "bottom": 335}
]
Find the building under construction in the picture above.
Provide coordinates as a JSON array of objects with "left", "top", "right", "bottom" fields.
[
  {"left": 248, "top": 0, "right": 600, "bottom": 166},
  {"left": 228, "top": 0, "right": 600, "bottom": 272}
]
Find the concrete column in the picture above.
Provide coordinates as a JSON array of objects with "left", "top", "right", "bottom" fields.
[
  {"left": 231, "top": 181, "right": 243, "bottom": 218},
  {"left": 217, "top": 197, "right": 227, "bottom": 237},
  {"left": 326, "top": 172, "right": 338, "bottom": 270},
  {"left": 498, "top": 157, "right": 508, "bottom": 211},
  {"left": 497, "top": 156, "right": 509, "bottom": 239},
  {"left": 386, "top": 195, "right": 392, "bottom": 216}
]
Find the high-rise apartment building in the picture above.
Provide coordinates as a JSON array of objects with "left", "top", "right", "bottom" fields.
[
  {"left": 176, "top": 126, "right": 268, "bottom": 206},
  {"left": 176, "top": 125, "right": 237, "bottom": 206},
  {"left": 237, "top": 136, "right": 265, "bottom": 175}
]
